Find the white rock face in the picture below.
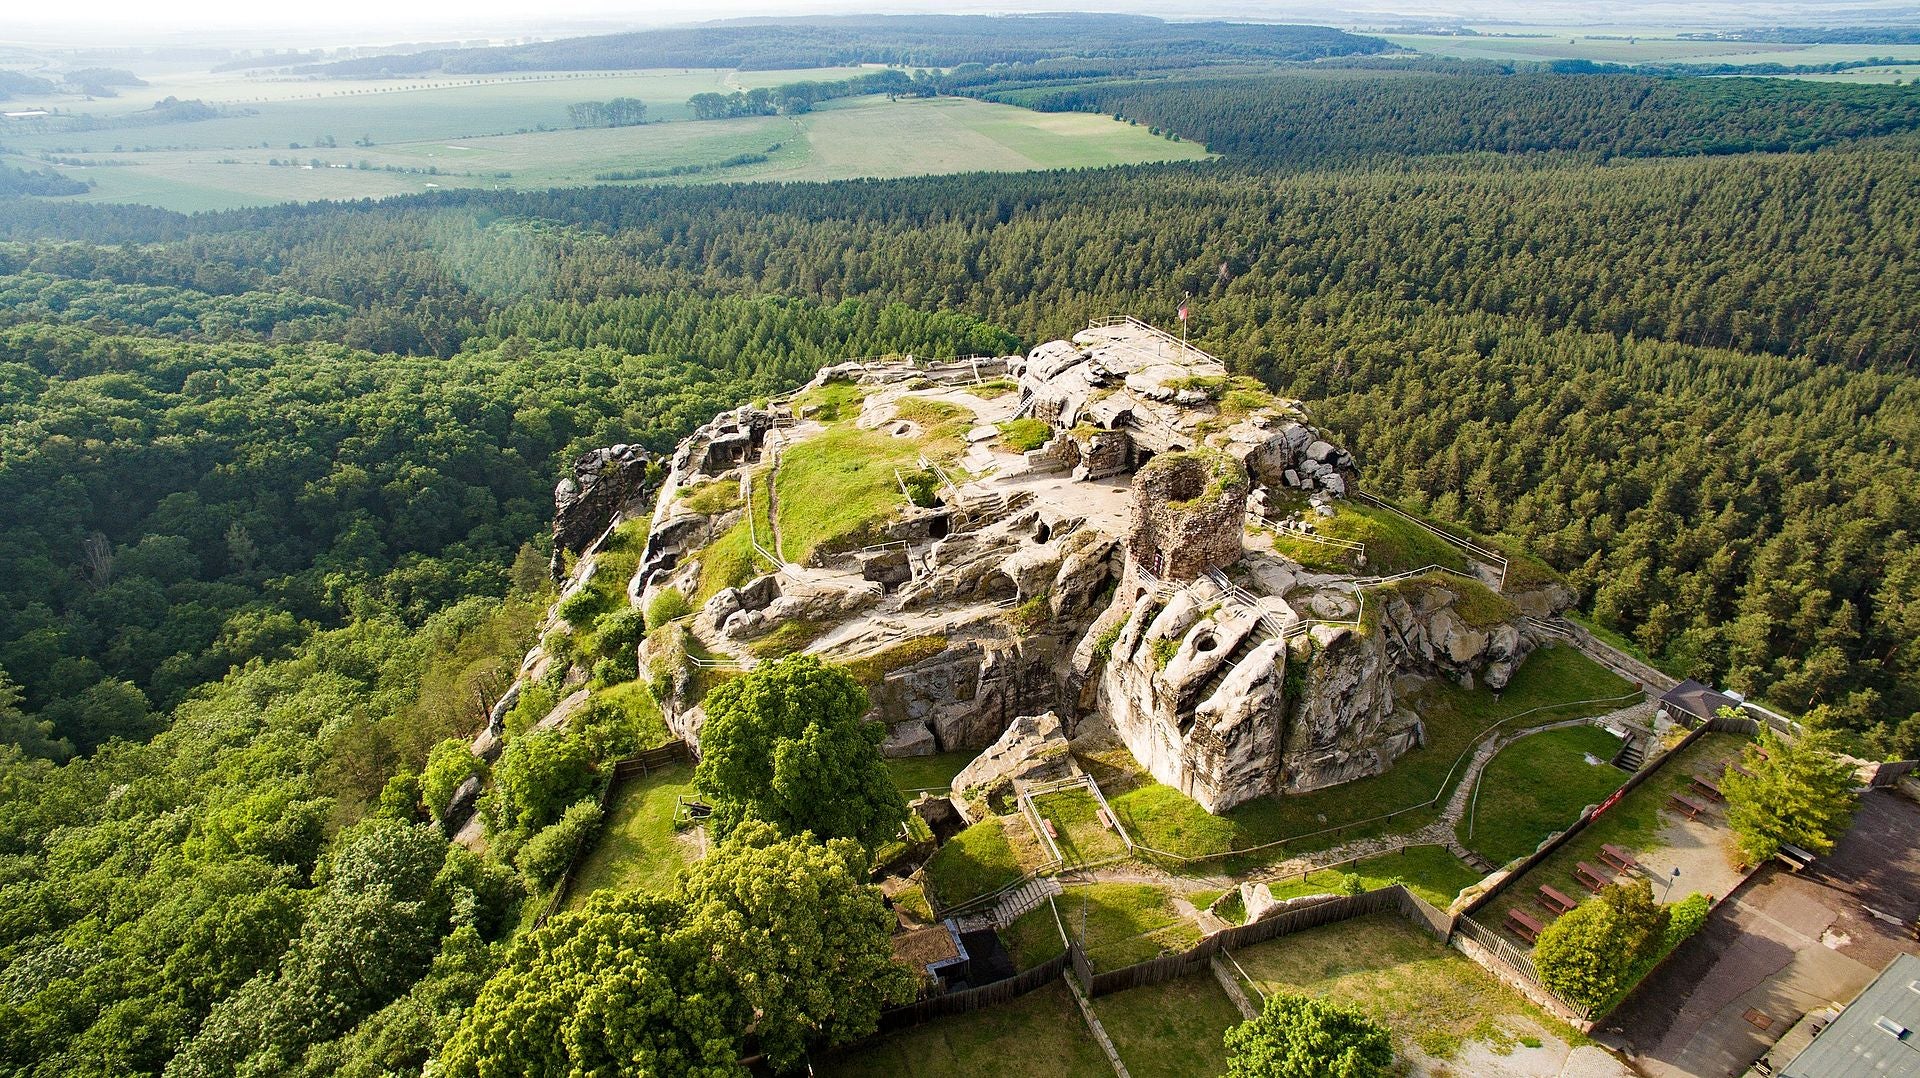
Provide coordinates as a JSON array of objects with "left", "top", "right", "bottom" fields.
[{"left": 950, "top": 710, "right": 1073, "bottom": 802}]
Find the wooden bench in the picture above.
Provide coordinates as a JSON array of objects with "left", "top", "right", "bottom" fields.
[
  {"left": 1690, "top": 773, "right": 1724, "bottom": 800},
  {"left": 1538, "top": 884, "right": 1580, "bottom": 915},
  {"left": 1668, "top": 792, "right": 1708, "bottom": 820},
  {"left": 1575, "top": 862, "right": 1614, "bottom": 892},
  {"left": 1601, "top": 844, "right": 1641, "bottom": 873},
  {"left": 1507, "top": 907, "right": 1548, "bottom": 943},
  {"left": 1729, "top": 762, "right": 1757, "bottom": 780}
]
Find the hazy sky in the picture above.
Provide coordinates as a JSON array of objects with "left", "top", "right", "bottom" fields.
[{"left": 7, "top": 0, "right": 1917, "bottom": 45}]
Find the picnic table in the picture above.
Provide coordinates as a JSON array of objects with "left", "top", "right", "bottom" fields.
[
  {"left": 1690, "top": 773, "right": 1724, "bottom": 800},
  {"left": 1538, "top": 884, "right": 1579, "bottom": 915},
  {"left": 1506, "top": 907, "right": 1548, "bottom": 943},
  {"left": 1668, "top": 792, "right": 1709, "bottom": 820},
  {"left": 1574, "top": 861, "right": 1615, "bottom": 892},
  {"left": 1600, "top": 844, "right": 1640, "bottom": 873},
  {"left": 1729, "top": 762, "right": 1757, "bottom": 780}
]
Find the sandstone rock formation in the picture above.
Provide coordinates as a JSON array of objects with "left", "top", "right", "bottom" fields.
[{"left": 552, "top": 444, "right": 655, "bottom": 566}]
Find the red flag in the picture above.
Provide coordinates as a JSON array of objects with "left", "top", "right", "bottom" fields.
[{"left": 1178, "top": 305, "right": 1189, "bottom": 321}]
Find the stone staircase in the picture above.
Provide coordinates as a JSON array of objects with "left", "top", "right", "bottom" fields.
[
  {"left": 989, "top": 876, "right": 1063, "bottom": 929},
  {"left": 1612, "top": 732, "right": 1649, "bottom": 773}
]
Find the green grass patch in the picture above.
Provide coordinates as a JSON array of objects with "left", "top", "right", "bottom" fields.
[
  {"left": 691, "top": 467, "right": 774, "bottom": 605},
  {"left": 923, "top": 815, "right": 1030, "bottom": 909},
  {"left": 563, "top": 761, "right": 699, "bottom": 906},
  {"left": 819, "top": 980, "right": 1111, "bottom": 1078},
  {"left": 1113, "top": 646, "right": 1636, "bottom": 871},
  {"left": 1058, "top": 883, "right": 1203, "bottom": 972},
  {"left": 775, "top": 425, "right": 926, "bottom": 562},
  {"left": 1095, "top": 974, "right": 1244, "bottom": 1078},
  {"left": 884, "top": 750, "right": 977, "bottom": 794},
  {"left": 996, "top": 417, "right": 1053, "bottom": 452},
  {"left": 1001, "top": 901, "right": 1069, "bottom": 970},
  {"left": 747, "top": 617, "right": 831, "bottom": 659},
  {"left": 1314, "top": 499, "right": 1470, "bottom": 576},
  {"left": 1460, "top": 725, "right": 1631, "bottom": 865},
  {"left": 563, "top": 517, "right": 648, "bottom": 646},
  {"left": 1233, "top": 912, "right": 1589, "bottom": 1060},
  {"left": 678, "top": 478, "right": 741, "bottom": 516},
  {"left": 1032, "top": 788, "right": 1130, "bottom": 866},
  {"left": 1382, "top": 571, "right": 1518, "bottom": 630},
  {"left": 844, "top": 635, "right": 949, "bottom": 686},
  {"left": 964, "top": 378, "right": 1016, "bottom": 399},
  {"left": 1261, "top": 845, "right": 1485, "bottom": 910},
  {"left": 795, "top": 379, "right": 866, "bottom": 421}
]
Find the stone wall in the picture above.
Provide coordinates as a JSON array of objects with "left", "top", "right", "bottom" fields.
[{"left": 1126, "top": 450, "right": 1249, "bottom": 581}]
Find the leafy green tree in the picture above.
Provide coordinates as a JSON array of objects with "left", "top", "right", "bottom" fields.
[
  {"left": 694, "top": 654, "right": 905, "bottom": 848},
  {"left": 680, "top": 821, "right": 916, "bottom": 1068},
  {"left": 422, "top": 738, "right": 486, "bottom": 827},
  {"left": 487, "top": 728, "right": 596, "bottom": 838},
  {"left": 433, "top": 891, "right": 745, "bottom": 1078},
  {"left": 1721, "top": 723, "right": 1859, "bottom": 864},
  {"left": 1532, "top": 879, "right": 1670, "bottom": 1011},
  {"left": 1223, "top": 992, "right": 1394, "bottom": 1078}
]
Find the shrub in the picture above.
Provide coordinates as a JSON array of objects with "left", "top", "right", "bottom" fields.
[
  {"left": 1721, "top": 725, "right": 1858, "bottom": 865},
  {"left": 1224, "top": 992, "right": 1393, "bottom": 1078},
  {"left": 422, "top": 738, "right": 487, "bottom": 827},
  {"left": 555, "top": 588, "right": 597, "bottom": 626},
  {"left": 490, "top": 729, "right": 597, "bottom": 838},
  {"left": 1532, "top": 879, "right": 1669, "bottom": 1012},
  {"left": 515, "top": 798, "right": 605, "bottom": 889},
  {"left": 594, "top": 605, "right": 646, "bottom": 660},
  {"left": 645, "top": 589, "right": 692, "bottom": 630}
]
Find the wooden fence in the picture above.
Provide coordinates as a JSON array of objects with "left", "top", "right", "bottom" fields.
[{"left": 876, "top": 953, "right": 1072, "bottom": 1031}]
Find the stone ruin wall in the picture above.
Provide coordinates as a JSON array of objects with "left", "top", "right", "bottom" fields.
[{"left": 1126, "top": 451, "right": 1250, "bottom": 581}]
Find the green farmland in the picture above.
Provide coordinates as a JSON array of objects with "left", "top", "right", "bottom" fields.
[{"left": 3, "top": 67, "right": 1209, "bottom": 212}]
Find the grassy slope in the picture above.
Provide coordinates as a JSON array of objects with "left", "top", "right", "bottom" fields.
[
  {"left": 1459, "top": 724, "right": 1630, "bottom": 865},
  {"left": 820, "top": 981, "right": 1111, "bottom": 1078},
  {"left": 1114, "top": 645, "right": 1636, "bottom": 870},
  {"left": 923, "top": 815, "right": 1030, "bottom": 907},
  {"left": 1033, "top": 787, "right": 1131, "bottom": 865},
  {"left": 563, "top": 760, "right": 698, "bottom": 905},
  {"left": 774, "top": 393, "right": 971, "bottom": 563},
  {"left": 1058, "top": 883, "right": 1204, "bottom": 972},
  {"left": 1233, "top": 912, "right": 1588, "bottom": 1061}
]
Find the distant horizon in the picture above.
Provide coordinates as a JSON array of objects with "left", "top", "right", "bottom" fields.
[{"left": 6, "top": 1, "right": 1920, "bottom": 51}]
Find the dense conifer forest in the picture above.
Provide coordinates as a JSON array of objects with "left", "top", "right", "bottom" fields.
[{"left": 2, "top": 48, "right": 1918, "bottom": 1078}]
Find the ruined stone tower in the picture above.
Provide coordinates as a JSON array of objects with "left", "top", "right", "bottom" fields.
[{"left": 1126, "top": 449, "right": 1249, "bottom": 580}]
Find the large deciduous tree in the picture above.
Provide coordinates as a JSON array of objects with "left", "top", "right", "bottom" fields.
[
  {"left": 1720, "top": 723, "right": 1859, "bottom": 865},
  {"left": 681, "top": 821, "right": 916, "bottom": 1069},
  {"left": 1223, "top": 992, "right": 1393, "bottom": 1078},
  {"left": 693, "top": 654, "right": 906, "bottom": 849}
]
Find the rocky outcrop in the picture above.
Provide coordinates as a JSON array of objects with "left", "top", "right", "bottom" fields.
[
  {"left": 949, "top": 710, "right": 1073, "bottom": 804},
  {"left": 552, "top": 444, "right": 655, "bottom": 571}
]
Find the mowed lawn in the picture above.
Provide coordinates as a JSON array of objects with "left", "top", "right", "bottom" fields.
[
  {"left": 1230, "top": 912, "right": 1586, "bottom": 1063},
  {"left": 820, "top": 980, "right": 1111, "bottom": 1078},
  {"left": 20, "top": 89, "right": 1210, "bottom": 211},
  {"left": 563, "top": 762, "right": 701, "bottom": 906},
  {"left": 1458, "top": 723, "right": 1632, "bottom": 866}
]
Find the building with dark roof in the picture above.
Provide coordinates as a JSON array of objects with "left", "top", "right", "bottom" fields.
[
  {"left": 1659, "top": 679, "right": 1746, "bottom": 725},
  {"left": 1777, "top": 953, "right": 1920, "bottom": 1077}
]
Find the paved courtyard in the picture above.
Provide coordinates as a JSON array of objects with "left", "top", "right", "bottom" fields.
[{"left": 1599, "top": 789, "right": 1920, "bottom": 1078}]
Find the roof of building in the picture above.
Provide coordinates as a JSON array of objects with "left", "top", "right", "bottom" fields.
[
  {"left": 890, "top": 922, "right": 962, "bottom": 973},
  {"left": 1780, "top": 953, "right": 1920, "bottom": 1078},
  {"left": 1659, "top": 679, "right": 1744, "bottom": 721}
]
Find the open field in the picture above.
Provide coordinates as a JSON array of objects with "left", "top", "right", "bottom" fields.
[
  {"left": 563, "top": 761, "right": 700, "bottom": 906},
  {"left": 820, "top": 980, "right": 1111, "bottom": 1078},
  {"left": 1385, "top": 33, "right": 1920, "bottom": 68},
  {"left": 5, "top": 72, "right": 1209, "bottom": 212},
  {"left": 1261, "top": 844, "right": 1486, "bottom": 909},
  {"left": 1229, "top": 912, "right": 1589, "bottom": 1064},
  {"left": 1000, "top": 882, "right": 1205, "bottom": 972},
  {"left": 884, "top": 750, "right": 976, "bottom": 795}
]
